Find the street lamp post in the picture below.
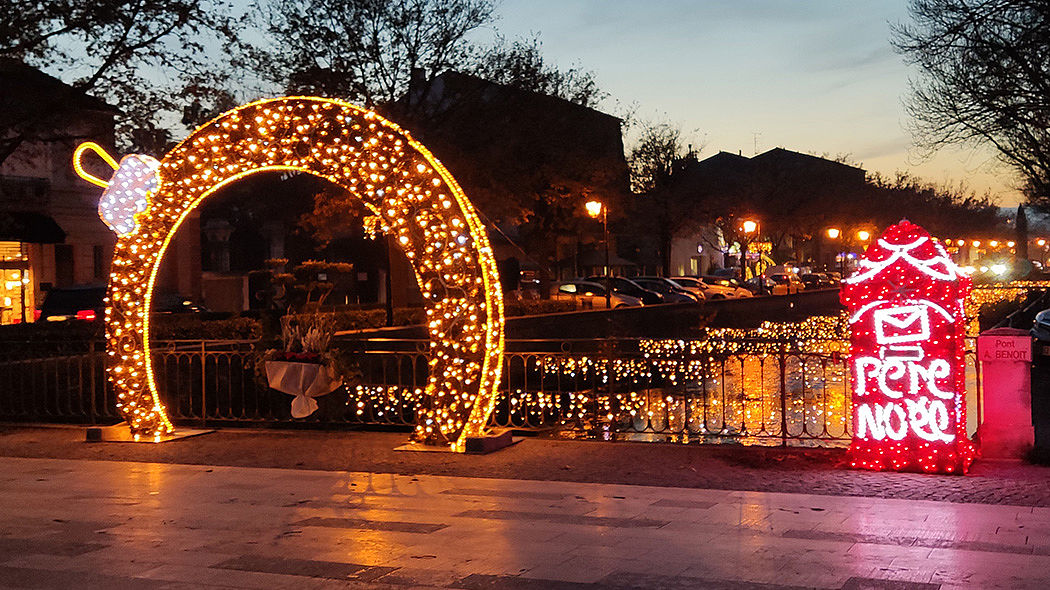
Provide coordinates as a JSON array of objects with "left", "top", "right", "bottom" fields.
[
  {"left": 827, "top": 227, "right": 844, "bottom": 277},
  {"left": 742, "top": 219, "right": 759, "bottom": 293},
  {"left": 585, "top": 200, "right": 610, "bottom": 309},
  {"left": 826, "top": 227, "right": 872, "bottom": 278}
]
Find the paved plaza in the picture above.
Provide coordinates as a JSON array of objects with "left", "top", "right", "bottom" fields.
[{"left": 2, "top": 455, "right": 1050, "bottom": 589}]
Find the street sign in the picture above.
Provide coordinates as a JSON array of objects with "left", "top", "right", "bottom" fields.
[{"left": 978, "top": 334, "right": 1031, "bottom": 363}]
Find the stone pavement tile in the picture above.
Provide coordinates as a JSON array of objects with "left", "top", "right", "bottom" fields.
[
  {"left": 441, "top": 488, "right": 571, "bottom": 501},
  {"left": 211, "top": 553, "right": 398, "bottom": 581},
  {"left": 648, "top": 498, "right": 719, "bottom": 510},
  {"left": 839, "top": 577, "right": 939, "bottom": 590},
  {"left": 678, "top": 560, "right": 838, "bottom": 589},
  {"left": 0, "top": 564, "right": 162, "bottom": 590},
  {"left": 783, "top": 528, "right": 1049, "bottom": 556},
  {"left": 137, "top": 563, "right": 340, "bottom": 589},
  {"left": 369, "top": 565, "right": 466, "bottom": 587},
  {"left": 453, "top": 509, "right": 669, "bottom": 528},
  {"left": 863, "top": 563, "right": 938, "bottom": 585},
  {"left": 929, "top": 561, "right": 1050, "bottom": 590},
  {"left": 600, "top": 571, "right": 835, "bottom": 589},
  {"left": 0, "top": 536, "right": 107, "bottom": 558},
  {"left": 293, "top": 516, "right": 448, "bottom": 533},
  {"left": 847, "top": 543, "right": 933, "bottom": 562},
  {"left": 452, "top": 573, "right": 597, "bottom": 590},
  {"left": 547, "top": 554, "right": 694, "bottom": 582},
  {"left": 1, "top": 551, "right": 228, "bottom": 579}
]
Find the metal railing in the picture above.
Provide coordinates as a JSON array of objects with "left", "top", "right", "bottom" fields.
[{"left": 0, "top": 336, "right": 984, "bottom": 447}]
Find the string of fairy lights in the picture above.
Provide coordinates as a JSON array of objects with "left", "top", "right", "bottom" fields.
[
  {"left": 77, "top": 97, "right": 504, "bottom": 450},
  {"left": 343, "top": 281, "right": 1033, "bottom": 444}
]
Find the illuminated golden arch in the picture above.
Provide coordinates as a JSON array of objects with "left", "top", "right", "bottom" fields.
[{"left": 94, "top": 97, "right": 504, "bottom": 450}]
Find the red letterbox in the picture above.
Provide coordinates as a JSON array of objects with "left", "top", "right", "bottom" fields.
[{"left": 841, "top": 220, "right": 975, "bottom": 474}]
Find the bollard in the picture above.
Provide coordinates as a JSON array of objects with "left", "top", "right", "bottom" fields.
[{"left": 977, "top": 327, "right": 1034, "bottom": 459}]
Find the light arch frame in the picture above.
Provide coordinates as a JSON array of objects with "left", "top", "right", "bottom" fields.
[{"left": 102, "top": 96, "right": 504, "bottom": 450}]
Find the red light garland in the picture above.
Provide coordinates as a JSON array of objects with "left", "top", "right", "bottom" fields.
[{"left": 841, "top": 220, "right": 975, "bottom": 474}]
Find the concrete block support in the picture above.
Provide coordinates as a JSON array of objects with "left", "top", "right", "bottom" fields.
[{"left": 977, "top": 327, "right": 1034, "bottom": 459}]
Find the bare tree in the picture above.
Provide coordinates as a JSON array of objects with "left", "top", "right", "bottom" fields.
[
  {"left": 472, "top": 35, "right": 607, "bottom": 108},
  {"left": 0, "top": 0, "right": 239, "bottom": 160},
  {"left": 626, "top": 121, "right": 702, "bottom": 276},
  {"left": 246, "top": 0, "right": 496, "bottom": 108},
  {"left": 893, "top": 0, "right": 1050, "bottom": 205}
]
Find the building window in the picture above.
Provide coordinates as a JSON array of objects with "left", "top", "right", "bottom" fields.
[
  {"left": 93, "top": 245, "right": 105, "bottom": 280},
  {"left": 54, "top": 244, "right": 74, "bottom": 287}
]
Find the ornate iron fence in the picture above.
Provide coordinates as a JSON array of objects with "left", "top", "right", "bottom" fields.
[{"left": 0, "top": 336, "right": 983, "bottom": 447}]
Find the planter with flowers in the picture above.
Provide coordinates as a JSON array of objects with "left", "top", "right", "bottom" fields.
[{"left": 260, "top": 259, "right": 356, "bottom": 418}]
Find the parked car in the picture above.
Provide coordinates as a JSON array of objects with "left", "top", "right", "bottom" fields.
[
  {"left": 744, "top": 276, "right": 776, "bottom": 296},
  {"left": 696, "top": 276, "right": 753, "bottom": 299},
  {"left": 38, "top": 285, "right": 106, "bottom": 322},
  {"left": 710, "top": 268, "right": 740, "bottom": 279},
  {"left": 550, "top": 281, "right": 643, "bottom": 309},
  {"left": 584, "top": 276, "right": 664, "bottom": 305},
  {"left": 1032, "top": 308, "right": 1050, "bottom": 343},
  {"left": 633, "top": 277, "right": 703, "bottom": 303},
  {"left": 800, "top": 272, "right": 835, "bottom": 290},
  {"left": 152, "top": 293, "right": 209, "bottom": 314},
  {"left": 769, "top": 273, "right": 804, "bottom": 295}
]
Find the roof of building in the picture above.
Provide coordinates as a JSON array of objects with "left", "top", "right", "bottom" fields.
[
  {"left": 395, "top": 70, "right": 629, "bottom": 223},
  {"left": 0, "top": 58, "right": 117, "bottom": 113}
]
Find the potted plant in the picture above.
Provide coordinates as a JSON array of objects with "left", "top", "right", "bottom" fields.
[{"left": 261, "top": 259, "right": 354, "bottom": 418}]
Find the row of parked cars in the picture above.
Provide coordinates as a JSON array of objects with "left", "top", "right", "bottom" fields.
[
  {"left": 31, "top": 285, "right": 208, "bottom": 322},
  {"left": 551, "top": 276, "right": 753, "bottom": 308},
  {"left": 551, "top": 272, "right": 842, "bottom": 309}
]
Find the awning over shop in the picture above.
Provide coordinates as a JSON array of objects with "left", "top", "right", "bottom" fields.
[{"left": 0, "top": 211, "right": 66, "bottom": 244}]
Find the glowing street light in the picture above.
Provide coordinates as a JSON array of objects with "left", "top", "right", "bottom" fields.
[
  {"left": 585, "top": 200, "right": 611, "bottom": 308},
  {"left": 1039, "top": 238, "right": 1047, "bottom": 247},
  {"left": 857, "top": 230, "right": 871, "bottom": 242},
  {"left": 742, "top": 219, "right": 758, "bottom": 234},
  {"left": 584, "top": 200, "right": 603, "bottom": 219},
  {"left": 826, "top": 228, "right": 841, "bottom": 239},
  {"left": 972, "top": 240, "right": 981, "bottom": 247}
]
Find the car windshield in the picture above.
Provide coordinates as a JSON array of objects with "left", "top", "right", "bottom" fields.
[
  {"left": 672, "top": 278, "right": 699, "bottom": 288},
  {"left": 587, "top": 277, "right": 641, "bottom": 294}
]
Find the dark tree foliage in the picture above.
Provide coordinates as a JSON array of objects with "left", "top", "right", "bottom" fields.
[
  {"left": 659, "top": 149, "right": 1005, "bottom": 269},
  {"left": 246, "top": 1, "right": 616, "bottom": 269},
  {"left": 0, "top": 0, "right": 239, "bottom": 160},
  {"left": 894, "top": 0, "right": 1050, "bottom": 206},
  {"left": 471, "top": 35, "right": 607, "bottom": 109},
  {"left": 625, "top": 121, "right": 699, "bottom": 276},
  {"left": 246, "top": 0, "right": 496, "bottom": 107},
  {"left": 863, "top": 173, "right": 1005, "bottom": 238}
]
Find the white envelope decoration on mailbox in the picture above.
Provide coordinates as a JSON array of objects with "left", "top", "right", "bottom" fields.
[{"left": 873, "top": 305, "right": 930, "bottom": 345}]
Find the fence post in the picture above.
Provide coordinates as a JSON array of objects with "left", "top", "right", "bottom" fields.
[
  {"left": 200, "top": 340, "right": 207, "bottom": 428},
  {"left": 88, "top": 340, "right": 98, "bottom": 424},
  {"left": 779, "top": 349, "right": 789, "bottom": 447}
]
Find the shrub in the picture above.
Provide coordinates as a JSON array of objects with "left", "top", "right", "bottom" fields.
[{"left": 504, "top": 299, "right": 576, "bottom": 316}]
